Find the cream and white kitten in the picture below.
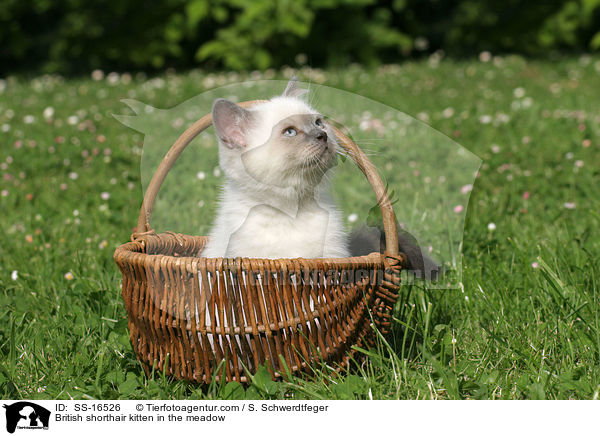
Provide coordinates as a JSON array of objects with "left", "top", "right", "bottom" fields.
[{"left": 200, "top": 79, "right": 349, "bottom": 259}]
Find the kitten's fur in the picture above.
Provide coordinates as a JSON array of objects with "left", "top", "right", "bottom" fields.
[
  {"left": 350, "top": 225, "right": 442, "bottom": 280},
  {"left": 201, "top": 79, "right": 349, "bottom": 259}
]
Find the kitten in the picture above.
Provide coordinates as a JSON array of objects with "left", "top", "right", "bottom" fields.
[
  {"left": 195, "top": 79, "right": 439, "bottom": 360},
  {"left": 200, "top": 78, "right": 349, "bottom": 259},
  {"left": 200, "top": 78, "right": 440, "bottom": 279}
]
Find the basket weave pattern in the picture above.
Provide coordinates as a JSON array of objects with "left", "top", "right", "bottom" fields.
[{"left": 114, "top": 100, "right": 406, "bottom": 383}]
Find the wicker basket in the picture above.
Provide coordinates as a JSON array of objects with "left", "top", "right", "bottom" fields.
[{"left": 114, "top": 100, "right": 407, "bottom": 383}]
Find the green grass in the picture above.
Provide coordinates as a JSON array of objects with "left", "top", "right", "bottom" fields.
[{"left": 1, "top": 55, "right": 600, "bottom": 399}]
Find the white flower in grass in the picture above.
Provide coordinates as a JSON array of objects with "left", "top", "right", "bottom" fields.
[
  {"left": 487, "top": 222, "right": 496, "bottom": 231},
  {"left": 417, "top": 112, "right": 430, "bottom": 123},
  {"left": 479, "top": 115, "right": 492, "bottom": 124},
  {"left": 43, "top": 107, "right": 55, "bottom": 119},
  {"left": 347, "top": 213, "right": 358, "bottom": 223},
  {"left": 479, "top": 51, "right": 492, "bottom": 62},
  {"left": 64, "top": 272, "right": 74, "bottom": 280},
  {"left": 11, "top": 270, "right": 18, "bottom": 281},
  {"left": 24, "top": 115, "right": 35, "bottom": 124},
  {"left": 496, "top": 113, "right": 510, "bottom": 124},
  {"left": 196, "top": 171, "right": 206, "bottom": 180},
  {"left": 513, "top": 87, "right": 526, "bottom": 98},
  {"left": 442, "top": 107, "right": 455, "bottom": 118},
  {"left": 563, "top": 202, "right": 576, "bottom": 210},
  {"left": 107, "top": 72, "right": 120, "bottom": 85},
  {"left": 100, "top": 192, "right": 110, "bottom": 200},
  {"left": 91, "top": 70, "right": 104, "bottom": 81}
]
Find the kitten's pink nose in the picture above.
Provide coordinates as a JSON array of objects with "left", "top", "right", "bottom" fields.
[{"left": 316, "top": 131, "right": 327, "bottom": 143}]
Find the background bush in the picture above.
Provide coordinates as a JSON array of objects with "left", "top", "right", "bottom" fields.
[{"left": 1, "top": 0, "right": 600, "bottom": 74}]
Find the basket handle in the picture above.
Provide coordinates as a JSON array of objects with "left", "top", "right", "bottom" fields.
[{"left": 133, "top": 100, "right": 399, "bottom": 256}]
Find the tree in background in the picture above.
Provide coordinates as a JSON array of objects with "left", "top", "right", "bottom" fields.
[{"left": 1, "top": 0, "right": 599, "bottom": 75}]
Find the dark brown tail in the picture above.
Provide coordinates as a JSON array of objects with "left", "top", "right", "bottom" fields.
[{"left": 350, "top": 225, "right": 442, "bottom": 280}]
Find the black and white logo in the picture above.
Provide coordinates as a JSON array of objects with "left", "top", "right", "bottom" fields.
[{"left": 2, "top": 402, "right": 50, "bottom": 434}]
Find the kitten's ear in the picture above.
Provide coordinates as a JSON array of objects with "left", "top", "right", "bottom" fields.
[
  {"left": 283, "top": 76, "right": 308, "bottom": 98},
  {"left": 212, "top": 99, "right": 254, "bottom": 148}
]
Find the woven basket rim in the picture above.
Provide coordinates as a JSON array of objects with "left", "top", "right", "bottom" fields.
[{"left": 114, "top": 232, "right": 388, "bottom": 267}]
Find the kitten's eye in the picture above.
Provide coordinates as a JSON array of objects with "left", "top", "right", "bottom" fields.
[
  {"left": 315, "top": 118, "right": 324, "bottom": 128},
  {"left": 283, "top": 127, "right": 297, "bottom": 137}
]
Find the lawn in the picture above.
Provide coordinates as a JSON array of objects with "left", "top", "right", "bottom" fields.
[{"left": 1, "top": 54, "right": 599, "bottom": 399}]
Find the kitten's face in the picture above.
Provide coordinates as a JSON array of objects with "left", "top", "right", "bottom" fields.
[
  {"left": 241, "top": 111, "right": 337, "bottom": 189},
  {"left": 212, "top": 86, "right": 338, "bottom": 192}
]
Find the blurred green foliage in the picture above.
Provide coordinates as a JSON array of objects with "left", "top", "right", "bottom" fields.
[{"left": 1, "top": 0, "right": 599, "bottom": 74}]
